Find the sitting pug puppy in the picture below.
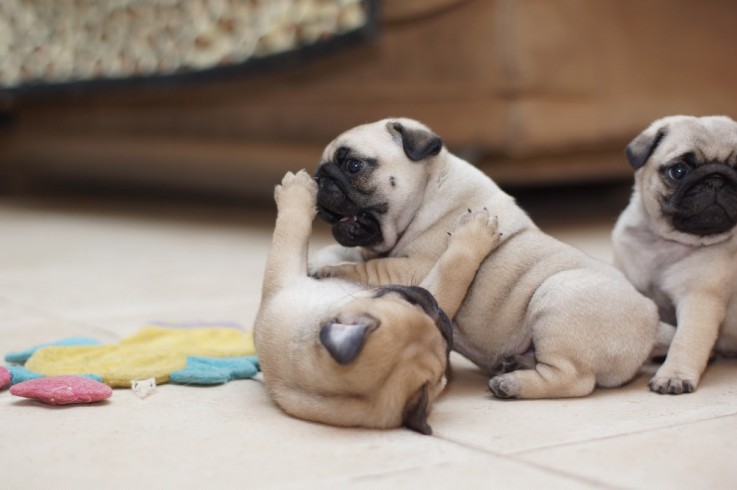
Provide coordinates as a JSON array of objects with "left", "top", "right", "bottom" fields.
[
  {"left": 254, "top": 170, "right": 500, "bottom": 434},
  {"left": 612, "top": 115, "right": 737, "bottom": 395},
  {"left": 312, "top": 118, "right": 662, "bottom": 399}
]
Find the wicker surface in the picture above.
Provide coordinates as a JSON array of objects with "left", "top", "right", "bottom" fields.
[{"left": 0, "top": 0, "right": 370, "bottom": 89}]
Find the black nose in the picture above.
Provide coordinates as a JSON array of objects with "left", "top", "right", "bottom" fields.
[{"left": 704, "top": 175, "right": 725, "bottom": 190}]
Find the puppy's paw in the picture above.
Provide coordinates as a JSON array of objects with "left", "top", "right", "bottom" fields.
[
  {"left": 649, "top": 369, "right": 698, "bottom": 395},
  {"left": 313, "top": 264, "right": 361, "bottom": 282},
  {"left": 451, "top": 209, "right": 501, "bottom": 256},
  {"left": 274, "top": 170, "right": 318, "bottom": 212},
  {"left": 488, "top": 374, "right": 521, "bottom": 399}
]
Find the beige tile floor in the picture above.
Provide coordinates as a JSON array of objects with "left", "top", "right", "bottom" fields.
[{"left": 1, "top": 188, "right": 736, "bottom": 489}]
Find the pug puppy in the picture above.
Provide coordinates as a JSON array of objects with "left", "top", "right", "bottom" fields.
[
  {"left": 612, "top": 115, "right": 737, "bottom": 395},
  {"left": 254, "top": 170, "right": 500, "bottom": 434},
  {"left": 313, "top": 118, "right": 662, "bottom": 399}
]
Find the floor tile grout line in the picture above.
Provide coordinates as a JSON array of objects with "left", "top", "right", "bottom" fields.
[
  {"left": 509, "top": 409, "right": 737, "bottom": 457},
  {"left": 287, "top": 442, "right": 623, "bottom": 490},
  {"left": 431, "top": 410, "right": 737, "bottom": 488},
  {"left": 433, "top": 433, "right": 625, "bottom": 490}
]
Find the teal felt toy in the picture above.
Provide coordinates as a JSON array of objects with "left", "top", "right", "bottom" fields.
[
  {"left": 7, "top": 366, "right": 44, "bottom": 384},
  {"left": 170, "top": 356, "right": 260, "bottom": 385}
]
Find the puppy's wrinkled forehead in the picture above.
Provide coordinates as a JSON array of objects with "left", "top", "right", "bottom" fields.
[
  {"left": 321, "top": 120, "right": 414, "bottom": 163},
  {"left": 660, "top": 116, "right": 737, "bottom": 164}
]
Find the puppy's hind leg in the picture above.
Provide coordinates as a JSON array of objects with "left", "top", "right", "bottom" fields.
[
  {"left": 452, "top": 325, "right": 501, "bottom": 375},
  {"left": 261, "top": 170, "right": 318, "bottom": 302},
  {"left": 489, "top": 355, "right": 596, "bottom": 399}
]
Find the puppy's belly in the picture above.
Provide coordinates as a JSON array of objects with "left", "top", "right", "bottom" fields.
[
  {"left": 255, "top": 278, "right": 363, "bottom": 388},
  {"left": 453, "top": 234, "right": 572, "bottom": 357}
]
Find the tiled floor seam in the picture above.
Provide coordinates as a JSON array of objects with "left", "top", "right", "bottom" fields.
[
  {"left": 510, "top": 409, "right": 737, "bottom": 457},
  {"left": 433, "top": 434, "right": 624, "bottom": 489},
  {"left": 293, "top": 458, "right": 623, "bottom": 490}
]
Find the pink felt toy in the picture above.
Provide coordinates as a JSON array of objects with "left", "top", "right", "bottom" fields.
[
  {"left": 0, "top": 366, "right": 10, "bottom": 389},
  {"left": 10, "top": 375, "right": 112, "bottom": 405}
]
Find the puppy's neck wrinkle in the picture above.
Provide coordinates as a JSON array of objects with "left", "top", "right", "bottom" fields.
[
  {"left": 389, "top": 172, "right": 443, "bottom": 253},
  {"left": 381, "top": 168, "right": 436, "bottom": 255}
]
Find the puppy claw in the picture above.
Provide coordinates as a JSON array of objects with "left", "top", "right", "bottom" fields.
[
  {"left": 313, "top": 266, "right": 334, "bottom": 280},
  {"left": 649, "top": 376, "right": 697, "bottom": 395},
  {"left": 452, "top": 209, "right": 501, "bottom": 256},
  {"left": 313, "top": 264, "right": 359, "bottom": 282},
  {"left": 489, "top": 375, "right": 520, "bottom": 399}
]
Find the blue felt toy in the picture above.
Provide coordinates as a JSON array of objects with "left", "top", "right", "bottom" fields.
[
  {"left": 7, "top": 366, "right": 44, "bottom": 384},
  {"left": 170, "top": 356, "right": 260, "bottom": 385}
]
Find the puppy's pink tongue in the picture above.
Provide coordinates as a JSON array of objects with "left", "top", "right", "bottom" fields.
[{"left": 339, "top": 216, "right": 357, "bottom": 222}]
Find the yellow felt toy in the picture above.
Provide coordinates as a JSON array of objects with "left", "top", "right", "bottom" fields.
[{"left": 25, "top": 326, "right": 255, "bottom": 387}]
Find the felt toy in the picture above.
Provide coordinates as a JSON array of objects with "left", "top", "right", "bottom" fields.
[
  {"left": 5, "top": 337, "right": 102, "bottom": 364},
  {"left": 0, "top": 366, "right": 10, "bottom": 389},
  {"left": 5, "top": 365, "right": 104, "bottom": 385},
  {"left": 7, "top": 365, "right": 44, "bottom": 384},
  {"left": 10, "top": 375, "right": 113, "bottom": 405},
  {"left": 25, "top": 325, "right": 256, "bottom": 387},
  {"left": 170, "top": 355, "right": 260, "bottom": 385}
]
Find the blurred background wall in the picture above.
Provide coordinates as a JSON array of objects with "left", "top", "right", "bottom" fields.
[{"left": 1, "top": 0, "right": 736, "bottom": 201}]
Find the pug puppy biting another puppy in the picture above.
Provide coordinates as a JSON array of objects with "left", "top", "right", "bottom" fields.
[
  {"left": 254, "top": 170, "right": 500, "bottom": 434},
  {"left": 313, "top": 118, "right": 662, "bottom": 399},
  {"left": 613, "top": 115, "right": 737, "bottom": 394}
]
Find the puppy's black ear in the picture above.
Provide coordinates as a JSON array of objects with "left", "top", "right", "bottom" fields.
[
  {"left": 403, "top": 382, "right": 432, "bottom": 435},
  {"left": 625, "top": 126, "right": 667, "bottom": 170},
  {"left": 389, "top": 122, "right": 443, "bottom": 161},
  {"left": 319, "top": 319, "right": 376, "bottom": 365}
]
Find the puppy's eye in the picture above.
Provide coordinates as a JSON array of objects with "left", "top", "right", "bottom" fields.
[
  {"left": 667, "top": 163, "right": 689, "bottom": 181},
  {"left": 345, "top": 159, "right": 363, "bottom": 174}
]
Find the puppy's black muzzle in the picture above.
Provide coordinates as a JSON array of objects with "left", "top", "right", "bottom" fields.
[
  {"left": 314, "top": 165, "right": 355, "bottom": 222},
  {"left": 665, "top": 163, "right": 737, "bottom": 236},
  {"left": 314, "top": 165, "right": 384, "bottom": 247}
]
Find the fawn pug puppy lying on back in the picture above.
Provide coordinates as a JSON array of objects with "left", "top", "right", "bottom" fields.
[{"left": 254, "top": 170, "right": 500, "bottom": 434}]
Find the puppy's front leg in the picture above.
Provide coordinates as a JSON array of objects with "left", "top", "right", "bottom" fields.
[
  {"left": 650, "top": 293, "right": 726, "bottom": 394},
  {"left": 421, "top": 209, "right": 500, "bottom": 318},
  {"left": 314, "top": 257, "right": 435, "bottom": 287},
  {"left": 261, "top": 170, "right": 318, "bottom": 302},
  {"left": 309, "top": 244, "right": 368, "bottom": 274}
]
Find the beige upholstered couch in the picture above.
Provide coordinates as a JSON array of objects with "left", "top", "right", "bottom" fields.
[{"left": 3, "top": 0, "right": 737, "bottom": 198}]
